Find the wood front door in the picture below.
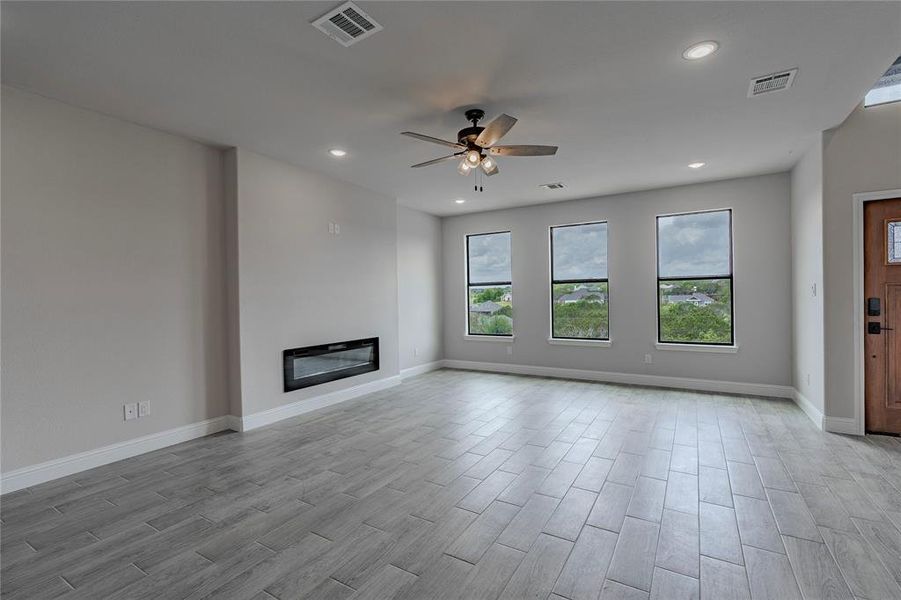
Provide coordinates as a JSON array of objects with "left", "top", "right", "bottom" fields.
[{"left": 864, "top": 198, "right": 901, "bottom": 434}]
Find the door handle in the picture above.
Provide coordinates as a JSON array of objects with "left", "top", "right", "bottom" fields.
[{"left": 868, "top": 322, "right": 894, "bottom": 334}]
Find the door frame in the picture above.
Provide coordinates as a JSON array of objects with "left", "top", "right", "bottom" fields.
[{"left": 852, "top": 188, "right": 901, "bottom": 436}]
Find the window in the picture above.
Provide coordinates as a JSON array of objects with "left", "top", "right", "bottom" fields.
[
  {"left": 466, "top": 231, "right": 513, "bottom": 336},
  {"left": 657, "top": 209, "right": 733, "bottom": 345},
  {"left": 550, "top": 222, "right": 609, "bottom": 340},
  {"left": 888, "top": 220, "right": 901, "bottom": 264},
  {"left": 865, "top": 56, "right": 901, "bottom": 108}
]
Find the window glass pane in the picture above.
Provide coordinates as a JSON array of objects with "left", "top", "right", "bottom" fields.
[
  {"left": 865, "top": 56, "right": 901, "bottom": 108},
  {"left": 658, "top": 211, "right": 731, "bottom": 278},
  {"left": 658, "top": 278, "right": 732, "bottom": 343},
  {"left": 552, "top": 223, "right": 607, "bottom": 280},
  {"left": 468, "top": 285, "right": 513, "bottom": 335},
  {"left": 888, "top": 221, "right": 901, "bottom": 264},
  {"left": 468, "top": 232, "right": 511, "bottom": 283},
  {"left": 553, "top": 282, "right": 608, "bottom": 339}
]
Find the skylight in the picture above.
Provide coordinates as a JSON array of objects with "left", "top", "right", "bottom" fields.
[{"left": 865, "top": 56, "right": 901, "bottom": 107}]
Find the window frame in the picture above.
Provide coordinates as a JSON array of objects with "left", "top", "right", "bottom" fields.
[
  {"left": 465, "top": 230, "right": 513, "bottom": 337},
  {"left": 549, "top": 221, "right": 610, "bottom": 341},
  {"left": 864, "top": 56, "right": 901, "bottom": 108},
  {"left": 655, "top": 208, "right": 735, "bottom": 347}
]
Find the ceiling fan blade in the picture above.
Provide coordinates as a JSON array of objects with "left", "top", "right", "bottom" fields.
[
  {"left": 401, "top": 131, "right": 464, "bottom": 149},
  {"left": 475, "top": 114, "right": 517, "bottom": 147},
  {"left": 489, "top": 145, "right": 558, "bottom": 157},
  {"left": 410, "top": 154, "right": 461, "bottom": 168}
]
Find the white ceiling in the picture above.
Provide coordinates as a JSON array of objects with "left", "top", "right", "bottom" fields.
[{"left": 2, "top": 2, "right": 899, "bottom": 215}]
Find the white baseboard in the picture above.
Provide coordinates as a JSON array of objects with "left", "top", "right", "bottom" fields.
[
  {"left": 234, "top": 375, "right": 402, "bottom": 432},
  {"left": 0, "top": 367, "right": 835, "bottom": 495},
  {"left": 1, "top": 416, "right": 231, "bottom": 494},
  {"left": 823, "top": 416, "right": 859, "bottom": 435},
  {"left": 791, "top": 389, "right": 824, "bottom": 430},
  {"left": 224, "top": 414, "right": 243, "bottom": 432},
  {"left": 400, "top": 360, "right": 444, "bottom": 379},
  {"left": 1, "top": 374, "right": 405, "bottom": 494},
  {"left": 442, "top": 359, "right": 794, "bottom": 399}
]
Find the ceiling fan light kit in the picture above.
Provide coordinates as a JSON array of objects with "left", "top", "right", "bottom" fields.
[{"left": 401, "top": 108, "right": 558, "bottom": 192}]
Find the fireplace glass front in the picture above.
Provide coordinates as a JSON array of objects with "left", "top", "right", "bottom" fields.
[{"left": 283, "top": 337, "right": 379, "bottom": 392}]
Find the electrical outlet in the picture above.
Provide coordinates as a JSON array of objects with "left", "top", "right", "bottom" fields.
[
  {"left": 334, "top": 223, "right": 340, "bottom": 235},
  {"left": 414, "top": 347, "right": 419, "bottom": 357},
  {"left": 138, "top": 401, "right": 150, "bottom": 418},
  {"left": 328, "top": 222, "right": 335, "bottom": 234},
  {"left": 806, "top": 373, "right": 811, "bottom": 386},
  {"left": 644, "top": 354, "right": 653, "bottom": 364},
  {"left": 124, "top": 403, "right": 138, "bottom": 421},
  {"left": 811, "top": 282, "right": 817, "bottom": 297}
]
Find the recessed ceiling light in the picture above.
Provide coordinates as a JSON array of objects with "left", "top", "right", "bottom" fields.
[
  {"left": 688, "top": 162, "right": 706, "bottom": 169},
  {"left": 682, "top": 41, "right": 719, "bottom": 60},
  {"left": 328, "top": 148, "right": 347, "bottom": 157},
  {"left": 455, "top": 199, "right": 466, "bottom": 204}
]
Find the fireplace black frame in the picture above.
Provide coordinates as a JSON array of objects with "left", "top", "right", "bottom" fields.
[{"left": 283, "top": 337, "right": 379, "bottom": 392}]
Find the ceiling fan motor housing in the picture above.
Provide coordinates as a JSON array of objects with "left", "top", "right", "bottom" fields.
[
  {"left": 459, "top": 108, "right": 486, "bottom": 147},
  {"left": 457, "top": 126, "right": 485, "bottom": 147}
]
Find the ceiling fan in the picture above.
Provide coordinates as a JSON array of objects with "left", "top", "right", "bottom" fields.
[{"left": 401, "top": 109, "right": 558, "bottom": 179}]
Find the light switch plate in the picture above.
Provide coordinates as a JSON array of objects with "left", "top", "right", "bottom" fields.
[
  {"left": 138, "top": 401, "right": 150, "bottom": 418},
  {"left": 124, "top": 403, "right": 138, "bottom": 421}
]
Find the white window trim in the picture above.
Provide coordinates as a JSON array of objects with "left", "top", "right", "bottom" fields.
[
  {"left": 464, "top": 230, "right": 514, "bottom": 338},
  {"left": 655, "top": 207, "right": 736, "bottom": 347},
  {"left": 464, "top": 334, "right": 515, "bottom": 342},
  {"left": 548, "top": 220, "right": 611, "bottom": 343},
  {"left": 548, "top": 338, "right": 612, "bottom": 348},
  {"left": 655, "top": 342, "right": 739, "bottom": 354}
]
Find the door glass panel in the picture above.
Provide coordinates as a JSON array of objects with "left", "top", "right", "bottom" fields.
[{"left": 888, "top": 220, "right": 901, "bottom": 264}]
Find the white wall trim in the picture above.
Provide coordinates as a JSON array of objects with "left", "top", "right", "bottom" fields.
[
  {"left": 823, "top": 416, "right": 859, "bottom": 435},
  {"left": 548, "top": 338, "right": 612, "bottom": 348},
  {"left": 400, "top": 361, "right": 444, "bottom": 379},
  {"left": 654, "top": 343, "right": 739, "bottom": 354},
  {"left": 463, "top": 334, "right": 515, "bottom": 342},
  {"left": 442, "top": 359, "right": 793, "bottom": 399},
  {"left": 791, "top": 388, "right": 824, "bottom": 430},
  {"left": 851, "top": 188, "right": 901, "bottom": 437},
  {"left": 1, "top": 374, "right": 405, "bottom": 494},
  {"left": 234, "top": 375, "right": 402, "bottom": 432},
  {"left": 1, "top": 416, "right": 231, "bottom": 494}
]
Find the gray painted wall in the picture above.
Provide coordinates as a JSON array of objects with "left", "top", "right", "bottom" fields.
[
  {"left": 822, "top": 101, "right": 901, "bottom": 420},
  {"left": 790, "top": 138, "right": 825, "bottom": 412},
  {"left": 1, "top": 86, "right": 228, "bottom": 471},
  {"left": 231, "top": 148, "right": 400, "bottom": 416},
  {"left": 397, "top": 206, "right": 443, "bottom": 371},
  {"left": 442, "top": 173, "right": 792, "bottom": 387}
]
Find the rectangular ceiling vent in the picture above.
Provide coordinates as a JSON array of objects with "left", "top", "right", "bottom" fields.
[
  {"left": 748, "top": 68, "right": 798, "bottom": 97},
  {"left": 312, "top": 2, "right": 383, "bottom": 47},
  {"left": 539, "top": 182, "right": 566, "bottom": 190}
]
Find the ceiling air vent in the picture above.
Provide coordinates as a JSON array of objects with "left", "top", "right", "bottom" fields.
[
  {"left": 539, "top": 182, "right": 566, "bottom": 190},
  {"left": 748, "top": 68, "right": 798, "bottom": 97},
  {"left": 312, "top": 2, "right": 383, "bottom": 47}
]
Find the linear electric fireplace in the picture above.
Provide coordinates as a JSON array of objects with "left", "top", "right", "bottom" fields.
[{"left": 283, "top": 337, "right": 379, "bottom": 392}]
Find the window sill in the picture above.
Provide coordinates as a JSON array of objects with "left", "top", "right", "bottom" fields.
[
  {"left": 547, "top": 338, "right": 612, "bottom": 348},
  {"left": 654, "top": 342, "right": 739, "bottom": 354},
  {"left": 464, "top": 334, "right": 515, "bottom": 342}
]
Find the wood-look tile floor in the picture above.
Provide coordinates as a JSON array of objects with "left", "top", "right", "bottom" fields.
[{"left": 3, "top": 369, "right": 901, "bottom": 600}]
